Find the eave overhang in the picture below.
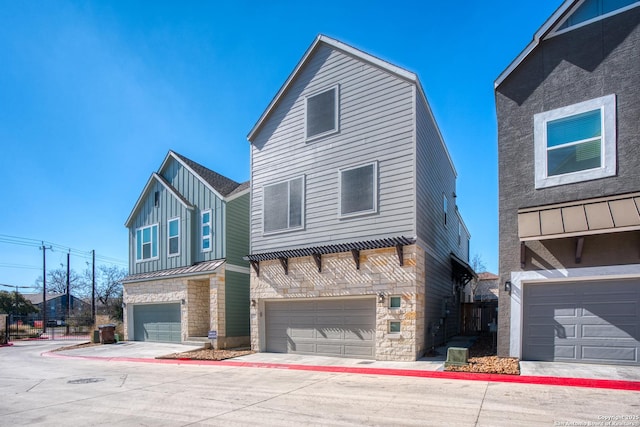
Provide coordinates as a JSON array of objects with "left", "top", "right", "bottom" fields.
[
  {"left": 450, "top": 253, "right": 477, "bottom": 286},
  {"left": 124, "top": 173, "right": 194, "bottom": 227}
]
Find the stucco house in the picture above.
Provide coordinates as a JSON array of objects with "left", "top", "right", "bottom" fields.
[
  {"left": 246, "top": 35, "right": 474, "bottom": 361},
  {"left": 122, "top": 151, "right": 250, "bottom": 348},
  {"left": 496, "top": 0, "right": 640, "bottom": 365}
]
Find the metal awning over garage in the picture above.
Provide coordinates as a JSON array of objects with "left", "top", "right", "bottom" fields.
[{"left": 518, "top": 192, "right": 640, "bottom": 241}]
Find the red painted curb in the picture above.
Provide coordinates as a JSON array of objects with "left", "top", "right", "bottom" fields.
[{"left": 41, "top": 351, "right": 640, "bottom": 392}]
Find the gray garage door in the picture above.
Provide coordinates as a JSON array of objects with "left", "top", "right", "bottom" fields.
[
  {"left": 523, "top": 279, "right": 640, "bottom": 365},
  {"left": 266, "top": 298, "right": 376, "bottom": 359},
  {"left": 133, "top": 303, "right": 181, "bottom": 343}
]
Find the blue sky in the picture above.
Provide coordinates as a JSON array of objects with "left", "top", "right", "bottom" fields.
[{"left": 0, "top": 0, "right": 562, "bottom": 290}]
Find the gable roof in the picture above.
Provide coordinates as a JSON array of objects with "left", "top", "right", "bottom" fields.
[
  {"left": 495, "top": 0, "right": 640, "bottom": 88},
  {"left": 124, "top": 172, "right": 194, "bottom": 227},
  {"left": 246, "top": 34, "right": 457, "bottom": 176},
  {"left": 168, "top": 151, "right": 245, "bottom": 198},
  {"left": 126, "top": 151, "right": 249, "bottom": 227}
]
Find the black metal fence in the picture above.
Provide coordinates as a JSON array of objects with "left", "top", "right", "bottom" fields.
[{"left": 6, "top": 314, "right": 92, "bottom": 341}]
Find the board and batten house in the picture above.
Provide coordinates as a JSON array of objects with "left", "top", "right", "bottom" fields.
[
  {"left": 122, "top": 151, "right": 250, "bottom": 348},
  {"left": 246, "top": 35, "right": 474, "bottom": 361},
  {"left": 496, "top": 0, "right": 640, "bottom": 365}
]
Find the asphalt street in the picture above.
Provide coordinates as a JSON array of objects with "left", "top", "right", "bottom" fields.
[{"left": 0, "top": 341, "right": 638, "bottom": 426}]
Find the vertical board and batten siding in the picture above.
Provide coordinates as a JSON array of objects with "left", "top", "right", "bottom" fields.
[
  {"left": 225, "top": 270, "right": 250, "bottom": 337},
  {"left": 161, "top": 158, "right": 225, "bottom": 262},
  {"left": 225, "top": 192, "right": 250, "bottom": 267},
  {"left": 415, "top": 92, "right": 463, "bottom": 344},
  {"left": 128, "top": 179, "right": 193, "bottom": 274},
  {"left": 250, "top": 45, "right": 416, "bottom": 253}
]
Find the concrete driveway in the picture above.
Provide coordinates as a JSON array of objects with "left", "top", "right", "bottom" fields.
[
  {"left": 1, "top": 340, "right": 639, "bottom": 426},
  {"left": 53, "top": 340, "right": 640, "bottom": 382}
]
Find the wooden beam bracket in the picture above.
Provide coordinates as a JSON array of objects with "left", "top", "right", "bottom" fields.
[
  {"left": 312, "top": 253, "right": 322, "bottom": 273},
  {"left": 250, "top": 260, "right": 260, "bottom": 277},
  {"left": 575, "top": 237, "right": 585, "bottom": 264},
  {"left": 351, "top": 249, "right": 361, "bottom": 270},
  {"left": 278, "top": 257, "right": 289, "bottom": 275},
  {"left": 396, "top": 244, "right": 404, "bottom": 267}
]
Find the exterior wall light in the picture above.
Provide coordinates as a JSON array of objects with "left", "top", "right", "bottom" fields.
[
  {"left": 504, "top": 281, "right": 512, "bottom": 295},
  {"left": 251, "top": 299, "right": 257, "bottom": 307},
  {"left": 377, "top": 293, "right": 385, "bottom": 304}
]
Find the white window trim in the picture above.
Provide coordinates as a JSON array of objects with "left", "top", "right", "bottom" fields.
[
  {"left": 305, "top": 85, "right": 340, "bottom": 142},
  {"left": 167, "top": 217, "right": 180, "bottom": 258},
  {"left": 550, "top": 1, "right": 640, "bottom": 39},
  {"left": 262, "top": 176, "right": 306, "bottom": 235},
  {"left": 338, "top": 161, "right": 378, "bottom": 219},
  {"left": 135, "top": 223, "right": 159, "bottom": 263},
  {"left": 201, "top": 210, "right": 212, "bottom": 253},
  {"left": 388, "top": 320, "right": 401, "bottom": 334},
  {"left": 389, "top": 296, "right": 402, "bottom": 310},
  {"left": 534, "top": 94, "right": 616, "bottom": 189}
]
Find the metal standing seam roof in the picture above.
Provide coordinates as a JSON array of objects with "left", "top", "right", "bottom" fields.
[
  {"left": 244, "top": 236, "right": 417, "bottom": 262},
  {"left": 122, "top": 259, "right": 225, "bottom": 283}
]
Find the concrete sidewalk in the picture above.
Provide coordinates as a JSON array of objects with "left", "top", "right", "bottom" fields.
[{"left": 43, "top": 338, "right": 640, "bottom": 383}]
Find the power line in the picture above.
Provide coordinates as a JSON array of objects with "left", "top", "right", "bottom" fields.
[{"left": 0, "top": 234, "right": 127, "bottom": 267}]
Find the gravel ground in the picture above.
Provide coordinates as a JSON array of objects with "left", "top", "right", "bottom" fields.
[
  {"left": 444, "top": 335, "right": 520, "bottom": 375},
  {"left": 157, "top": 348, "right": 254, "bottom": 361}
]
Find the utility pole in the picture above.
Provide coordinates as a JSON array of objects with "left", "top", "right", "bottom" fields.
[
  {"left": 40, "top": 243, "right": 52, "bottom": 330},
  {"left": 66, "top": 251, "right": 71, "bottom": 323},
  {"left": 92, "top": 249, "right": 95, "bottom": 323}
]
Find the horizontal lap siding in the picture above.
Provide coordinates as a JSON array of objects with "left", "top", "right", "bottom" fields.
[
  {"left": 251, "top": 45, "right": 416, "bottom": 252},
  {"left": 415, "top": 93, "right": 463, "bottom": 345}
]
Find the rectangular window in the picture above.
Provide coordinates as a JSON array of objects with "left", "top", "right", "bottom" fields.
[
  {"left": 135, "top": 224, "right": 158, "bottom": 262},
  {"left": 389, "top": 321, "right": 401, "bottom": 334},
  {"left": 306, "top": 86, "right": 339, "bottom": 140},
  {"left": 443, "top": 193, "right": 448, "bottom": 226},
  {"left": 339, "top": 162, "right": 377, "bottom": 217},
  {"left": 201, "top": 210, "right": 212, "bottom": 252},
  {"left": 389, "top": 296, "right": 401, "bottom": 309},
  {"left": 263, "top": 177, "right": 304, "bottom": 233},
  {"left": 168, "top": 218, "right": 180, "bottom": 256},
  {"left": 534, "top": 94, "right": 616, "bottom": 189}
]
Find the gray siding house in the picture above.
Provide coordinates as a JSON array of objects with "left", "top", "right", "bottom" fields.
[
  {"left": 247, "top": 35, "right": 473, "bottom": 361},
  {"left": 123, "top": 151, "right": 250, "bottom": 347},
  {"left": 496, "top": 0, "right": 640, "bottom": 365}
]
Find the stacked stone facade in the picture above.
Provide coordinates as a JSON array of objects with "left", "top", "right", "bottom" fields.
[{"left": 250, "top": 245, "right": 426, "bottom": 361}]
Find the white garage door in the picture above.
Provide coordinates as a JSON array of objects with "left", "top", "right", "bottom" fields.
[
  {"left": 265, "top": 298, "right": 376, "bottom": 359},
  {"left": 523, "top": 279, "right": 640, "bottom": 365}
]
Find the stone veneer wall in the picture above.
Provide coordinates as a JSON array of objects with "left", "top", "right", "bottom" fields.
[
  {"left": 123, "top": 273, "right": 219, "bottom": 343},
  {"left": 123, "top": 278, "right": 188, "bottom": 341},
  {"left": 250, "top": 245, "right": 426, "bottom": 361},
  {"left": 187, "top": 279, "right": 210, "bottom": 337},
  {"left": 209, "top": 269, "right": 225, "bottom": 349}
]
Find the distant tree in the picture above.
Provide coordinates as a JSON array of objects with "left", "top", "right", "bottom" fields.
[
  {"left": 0, "top": 290, "right": 39, "bottom": 315},
  {"left": 84, "top": 265, "right": 126, "bottom": 321},
  {"left": 469, "top": 254, "right": 487, "bottom": 301},
  {"left": 35, "top": 266, "right": 88, "bottom": 297}
]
